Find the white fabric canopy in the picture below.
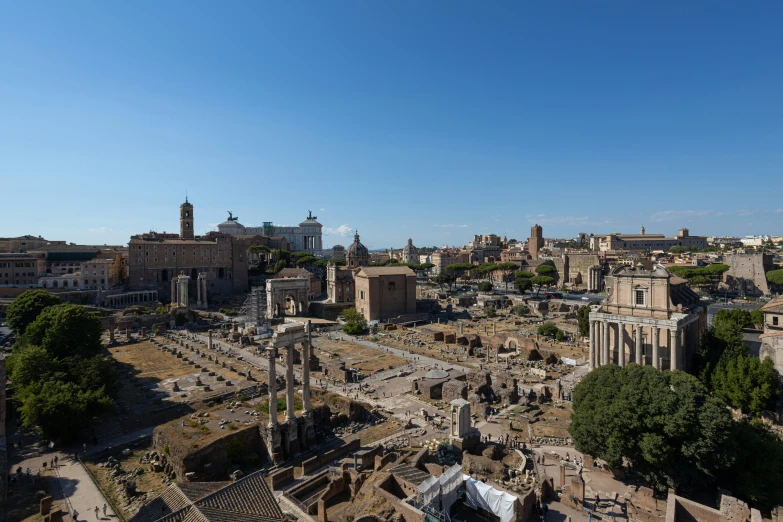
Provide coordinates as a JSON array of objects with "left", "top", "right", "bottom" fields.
[
  {"left": 462, "top": 475, "right": 517, "bottom": 522},
  {"left": 417, "top": 475, "right": 440, "bottom": 508}
]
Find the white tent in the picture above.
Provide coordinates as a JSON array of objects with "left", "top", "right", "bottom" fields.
[
  {"left": 462, "top": 475, "right": 517, "bottom": 522},
  {"left": 438, "top": 464, "right": 463, "bottom": 514},
  {"left": 417, "top": 474, "right": 440, "bottom": 509}
]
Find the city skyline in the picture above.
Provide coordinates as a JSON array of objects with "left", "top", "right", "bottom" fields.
[{"left": 2, "top": 2, "right": 782, "bottom": 246}]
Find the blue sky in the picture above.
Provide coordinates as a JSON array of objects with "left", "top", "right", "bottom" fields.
[{"left": 1, "top": 2, "right": 782, "bottom": 250}]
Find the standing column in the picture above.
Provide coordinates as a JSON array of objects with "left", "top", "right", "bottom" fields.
[
  {"left": 670, "top": 328, "right": 680, "bottom": 371},
  {"left": 617, "top": 323, "right": 625, "bottom": 367},
  {"left": 303, "top": 321, "right": 312, "bottom": 413},
  {"left": 197, "top": 276, "right": 202, "bottom": 307},
  {"left": 589, "top": 320, "right": 596, "bottom": 369},
  {"left": 267, "top": 347, "right": 278, "bottom": 427},
  {"left": 635, "top": 326, "right": 643, "bottom": 365},
  {"left": 285, "top": 345, "right": 296, "bottom": 422},
  {"left": 602, "top": 321, "right": 610, "bottom": 366},
  {"left": 652, "top": 327, "right": 660, "bottom": 369}
]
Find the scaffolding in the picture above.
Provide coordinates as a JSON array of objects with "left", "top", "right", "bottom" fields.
[{"left": 239, "top": 285, "right": 272, "bottom": 337}]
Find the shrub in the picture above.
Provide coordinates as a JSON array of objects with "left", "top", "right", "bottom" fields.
[
  {"left": 513, "top": 304, "right": 530, "bottom": 316},
  {"left": 537, "top": 322, "right": 559, "bottom": 337},
  {"left": 484, "top": 306, "right": 497, "bottom": 318}
]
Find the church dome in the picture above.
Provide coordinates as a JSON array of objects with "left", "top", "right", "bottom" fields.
[{"left": 347, "top": 232, "right": 369, "bottom": 257}]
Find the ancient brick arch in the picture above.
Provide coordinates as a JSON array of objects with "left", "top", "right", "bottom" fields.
[{"left": 266, "top": 278, "right": 310, "bottom": 318}]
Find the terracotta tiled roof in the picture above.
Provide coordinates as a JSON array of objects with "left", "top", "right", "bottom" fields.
[
  {"left": 761, "top": 298, "right": 783, "bottom": 314},
  {"left": 130, "top": 472, "right": 283, "bottom": 522},
  {"left": 274, "top": 268, "right": 312, "bottom": 278},
  {"left": 357, "top": 266, "right": 415, "bottom": 277}
]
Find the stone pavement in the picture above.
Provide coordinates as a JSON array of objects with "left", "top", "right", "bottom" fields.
[{"left": 53, "top": 456, "right": 116, "bottom": 521}]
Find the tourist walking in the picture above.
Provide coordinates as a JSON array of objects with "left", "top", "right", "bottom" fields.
[{"left": 103, "top": 504, "right": 108, "bottom": 516}]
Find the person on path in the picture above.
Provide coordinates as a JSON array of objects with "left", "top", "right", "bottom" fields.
[
  {"left": 95, "top": 506, "right": 100, "bottom": 519},
  {"left": 588, "top": 512, "right": 592, "bottom": 522},
  {"left": 103, "top": 504, "right": 108, "bottom": 516},
  {"left": 72, "top": 509, "right": 79, "bottom": 521},
  {"left": 83, "top": 443, "right": 87, "bottom": 453}
]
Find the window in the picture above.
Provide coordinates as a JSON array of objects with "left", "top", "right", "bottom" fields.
[
  {"left": 388, "top": 281, "right": 396, "bottom": 291},
  {"left": 775, "top": 316, "right": 779, "bottom": 326},
  {"left": 635, "top": 290, "right": 645, "bottom": 306}
]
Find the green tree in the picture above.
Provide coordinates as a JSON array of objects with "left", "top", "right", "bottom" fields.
[
  {"left": 495, "top": 262, "right": 520, "bottom": 289},
  {"left": 668, "top": 246, "right": 686, "bottom": 253},
  {"left": 341, "top": 307, "right": 367, "bottom": 335},
  {"left": 484, "top": 306, "right": 496, "bottom": 318},
  {"left": 767, "top": 269, "right": 783, "bottom": 286},
  {"left": 722, "top": 421, "right": 783, "bottom": 512},
  {"left": 295, "top": 255, "right": 317, "bottom": 267},
  {"left": 514, "top": 270, "right": 535, "bottom": 279},
  {"left": 537, "top": 322, "right": 559, "bottom": 337},
  {"left": 513, "top": 304, "right": 530, "bottom": 316},
  {"left": 444, "top": 263, "right": 475, "bottom": 281},
  {"left": 7, "top": 345, "right": 58, "bottom": 388},
  {"left": 273, "top": 259, "right": 288, "bottom": 273},
  {"left": 17, "top": 380, "right": 114, "bottom": 442},
  {"left": 435, "top": 270, "right": 457, "bottom": 290},
  {"left": 514, "top": 277, "right": 532, "bottom": 293},
  {"left": 478, "top": 281, "right": 494, "bottom": 292},
  {"left": 570, "top": 365, "right": 733, "bottom": 495},
  {"left": 530, "top": 275, "right": 554, "bottom": 296},
  {"left": 750, "top": 308, "right": 764, "bottom": 326},
  {"left": 577, "top": 306, "right": 591, "bottom": 337},
  {"left": 69, "top": 355, "right": 121, "bottom": 396},
  {"left": 711, "top": 355, "right": 780, "bottom": 417},
  {"left": 555, "top": 330, "right": 566, "bottom": 342},
  {"left": 6, "top": 290, "right": 62, "bottom": 335},
  {"left": 22, "top": 304, "right": 103, "bottom": 359},
  {"left": 535, "top": 264, "right": 557, "bottom": 276}
]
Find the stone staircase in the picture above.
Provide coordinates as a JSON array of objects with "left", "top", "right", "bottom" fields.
[{"left": 94, "top": 421, "right": 124, "bottom": 443}]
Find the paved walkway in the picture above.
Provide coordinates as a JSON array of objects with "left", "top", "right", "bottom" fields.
[{"left": 53, "top": 456, "right": 117, "bottom": 521}]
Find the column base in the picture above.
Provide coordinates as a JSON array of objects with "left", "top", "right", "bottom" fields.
[
  {"left": 302, "top": 411, "right": 316, "bottom": 447},
  {"left": 265, "top": 423, "right": 284, "bottom": 465}
]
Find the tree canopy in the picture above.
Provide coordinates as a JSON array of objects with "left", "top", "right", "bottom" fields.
[
  {"left": 478, "top": 281, "right": 494, "bottom": 292},
  {"left": 22, "top": 303, "right": 104, "bottom": 359},
  {"left": 7, "top": 295, "right": 116, "bottom": 441},
  {"left": 577, "top": 306, "right": 590, "bottom": 337},
  {"left": 711, "top": 355, "right": 779, "bottom": 417},
  {"left": 6, "top": 290, "right": 62, "bottom": 335},
  {"left": 535, "top": 264, "right": 557, "bottom": 276},
  {"left": 341, "top": 307, "right": 367, "bottom": 335},
  {"left": 530, "top": 275, "right": 554, "bottom": 295},
  {"left": 537, "top": 322, "right": 559, "bottom": 337},
  {"left": 514, "top": 277, "right": 532, "bottom": 293},
  {"left": 767, "top": 269, "right": 783, "bottom": 285},
  {"left": 571, "top": 365, "right": 733, "bottom": 495}
]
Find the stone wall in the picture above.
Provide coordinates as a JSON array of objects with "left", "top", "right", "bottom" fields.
[
  {"left": 152, "top": 423, "right": 265, "bottom": 481},
  {"left": 723, "top": 253, "right": 775, "bottom": 296},
  {"left": 566, "top": 254, "right": 601, "bottom": 286}
]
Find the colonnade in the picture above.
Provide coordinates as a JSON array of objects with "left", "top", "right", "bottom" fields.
[
  {"left": 267, "top": 329, "right": 312, "bottom": 428},
  {"left": 587, "top": 267, "right": 603, "bottom": 292},
  {"left": 589, "top": 319, "right": 686, "bottom": 371},
  {"left": 301, "top": 235, "right": 322, "bottom": 252},
  {"left": 104, "top": 291, "right": 158, "bottom": 308}
]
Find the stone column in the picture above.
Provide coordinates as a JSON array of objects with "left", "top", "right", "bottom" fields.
[
  {"left": 267, "top": 347, "right": 278, "bottom": 427},
  {"left": 652, "top": 327, "right": 660, "bottom": 370},
  {"left": 202, "top": 277, "right": 208, "bottom": 308},
  {"left": 670, "top": 328, "right": 681, "bottom": 371},
  {"left": 196, "top": 275, "right": 202, "bottom": 307},
  {"left": 602, "top": 321, "right": 610, "bottom": 366},
  {"left": 208, "top": 330, "right": 213, "bottom": 350},
  {"left": 589, "top": 320, "right": 596, "bottom": 369},
  {"left": 285, "top": 345, "right": 295, "bottom": 422},
  {"left": 635, "top": 326, "right": 643, "bottom": 365},
  {"left": 303, "top": 321, "right": 312, "bottom": 414},
  {"left": 617, "top": 323, "right": 625, "bottom": 367},
  {"left": 171, "top": 278, "right": 176, "bottom": 303}
]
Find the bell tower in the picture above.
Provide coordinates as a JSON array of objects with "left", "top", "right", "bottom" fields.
[{"left": 180, "top": 197, "right": 194, "bottom": 239}]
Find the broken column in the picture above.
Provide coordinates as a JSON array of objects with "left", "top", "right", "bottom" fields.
[{"left": 208, "top": 330, "right": 213, "bottom": 350}]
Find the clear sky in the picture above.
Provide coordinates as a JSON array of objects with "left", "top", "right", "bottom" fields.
[{"left": 2, "top": 2, "right": 782, "bottom": 250}]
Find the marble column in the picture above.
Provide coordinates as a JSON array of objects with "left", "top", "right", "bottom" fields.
[
  {"left": 285, "top": 345, "right": 296, "bottom": 422},
  {"left": 197, "top": 276, "right": 202, "bottom": 307},
  {"left": 602, "top": 321, "right": 610, "bottom": 366},
  {"left": 617, "top": 323, "right": 625, "bottom": 367},
  {"left": 267, "top": 347, "right": 278, "bottom": 427},
  {"left": 202, "top": 277, "right": 208, "bottom": 308},
  {"left": 670, "top": 328, "right": 680, "bottom": 371},
  {"left": 635, "top": 326, "right": 643, "bottom": 365},
  {"left": 652, "top": 327, "right": 660, "bottom": 369},
  {"left": 589, "top": 320, "right": 596, "bottom": 369},
  {"left": 303, "top": 322, "right": 312, "bottom": 413}
]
